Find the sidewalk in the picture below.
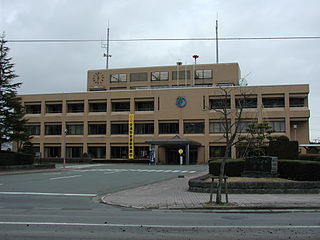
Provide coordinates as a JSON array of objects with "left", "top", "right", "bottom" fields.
[{"left": 101, "top": 171, "right": 320, "bottom": 210}]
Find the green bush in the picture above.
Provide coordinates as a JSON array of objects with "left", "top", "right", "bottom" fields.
[
  {"left": 209, "top": 159, "right": 244, "bottom": 176},
  {"left": 0, "top": 151, "right": 34, "bottom": 166},
  {"left": 298, "top": 154, "right": 320, "bottom": 161},
  {"left": 278, "top": 160, "right": 320, "bottom": 181},
  {"left": 208, "top": 158, "right": 320, "bottom": 181},
  {"left": 268, "top": 141, "right": 299, "bottom": 159}
]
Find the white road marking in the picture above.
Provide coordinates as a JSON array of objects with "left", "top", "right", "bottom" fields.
[
  {"left": 0, "top": 192, "right": 96, "bottom": 197},
  {"left": 0, "top": 221, "right": 319, "bottom": 229},
  {"left": 0, "top": 184, "right": 3, "bottom": 186},
  {"left": 72, "top": 168, "right": 197, "bottom": 174},
  {"left": 104, "top": 172, "right": 116, "bottom": 174},
  {"left": 50, "top": 175, "right": 82, "bottom": 180}
]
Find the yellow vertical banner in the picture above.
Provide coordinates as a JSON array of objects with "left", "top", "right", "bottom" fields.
[{"left": 128, "top": 114, "right": 134, "bottom": 159}]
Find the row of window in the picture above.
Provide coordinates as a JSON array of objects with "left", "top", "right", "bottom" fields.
[
  {"left": 42, "top": 146, "right": 149, "bottom": 159},
  {"left": 25, "top": 97, "right": 306, "bottom": 115},
  {"left": 26, "top": 120, "right": 286, "bottom": 136},
  {"left": 25, "top": 101, "right": 154, "bottom": 114},
  {"left": 210, "top": 97, "right": 306, "bottom": 109},
  {"left": 109, "top": 70, "right": 213, "bottom": 83},
  {"left": 39, "top": 145, "right": 265, "bottom": 159}
]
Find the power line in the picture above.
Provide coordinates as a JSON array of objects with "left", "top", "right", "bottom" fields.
[{"left": 6, "top": 36, "right": 320, "bottom": 43}]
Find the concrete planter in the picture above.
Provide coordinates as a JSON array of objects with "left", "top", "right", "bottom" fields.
[{"left": 188, "top": 174, "right": 320, "bottom": 194}]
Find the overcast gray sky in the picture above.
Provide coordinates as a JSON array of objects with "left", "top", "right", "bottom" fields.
[{"left": 1, "top": 0, "right": 319, "bottom": 141}]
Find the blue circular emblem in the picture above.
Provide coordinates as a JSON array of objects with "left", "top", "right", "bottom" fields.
[{"left": 176, "top": 96, "right": 187, "bottom": 108}]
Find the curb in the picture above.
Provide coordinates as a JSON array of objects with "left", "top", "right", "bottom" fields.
[{"left": 101, "top": 194, "right": 320, "bottom": 211}]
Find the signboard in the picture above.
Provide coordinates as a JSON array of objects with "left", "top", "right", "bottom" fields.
[{"left": 178, "top": 149, "right": 184, "bottom": 155}]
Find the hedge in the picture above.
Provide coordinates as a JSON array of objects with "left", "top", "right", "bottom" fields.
[
  {"left": 278, "top": 160, "right": 320, "bottom": 181},
  {"left": 0, "top": 151, "right": 34, "bottom": 166},
  {"left": 208, "top": 159, "right": 244, "bottom": 176},
  {"left": 209, "top": 158, "right": 320, "bottom": 181}
]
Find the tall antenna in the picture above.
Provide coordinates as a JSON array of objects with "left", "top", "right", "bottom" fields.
[
  {"left": 102, "top": 24, "right": 112, "bottom": 69},
  {"left": 215, "top": 19, "right": 219, "bottom": 64}
]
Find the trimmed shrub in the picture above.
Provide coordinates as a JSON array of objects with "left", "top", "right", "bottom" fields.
[
  {"left": 0, "top": 151, "right": 34, "bottom": 166},
  {"left": 298, "top": 154, "right": 320, "bottom": 161},
  {"left": 278, "top": 160, "right": 320, "bottom": 181},
  {"left": 268, "top": 141, "right": 299, "bottom": 159},
  {"left": 209, "top": 159, "right": 245, "bottom": 176}
]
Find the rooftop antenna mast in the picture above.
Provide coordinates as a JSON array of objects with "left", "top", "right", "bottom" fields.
[
  {"left": 215, "top": 17, "right": 219, "bottom": 64},
  {"left": 102, "top": 23, "right": 112, "bottom": 69}
]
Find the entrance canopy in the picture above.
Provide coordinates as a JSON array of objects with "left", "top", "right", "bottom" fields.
[{"left": 145, "top": 135, "right": 201, "bottom": 147}]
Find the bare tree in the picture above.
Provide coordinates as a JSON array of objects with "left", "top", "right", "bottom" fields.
[{"left": 209, "top": 86, "right": 254, "bottom": 204}]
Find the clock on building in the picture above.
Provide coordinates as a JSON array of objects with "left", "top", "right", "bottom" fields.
[{"left": 92, "top": 72, "right": 105, "bottom": 85}]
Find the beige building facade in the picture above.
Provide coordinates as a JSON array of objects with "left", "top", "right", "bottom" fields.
[{"left": 20, "top": 63, "right": 310, "bottom": 164}]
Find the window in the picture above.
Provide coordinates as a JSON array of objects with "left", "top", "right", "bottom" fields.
[
  {"left": 262, "top": 97, "right": 284, "bottom": 108},
  {"left": 172, "top": 70, "right": 190, "bottom": 80},
  {"left": 89, "top": 102, "right": 107, "bottom": 112},
  {"left": 184, "top": 122, "right": 204, "bottom": 134},
  {"left": 135, "top": 123, "right": 154, "bottom": 134},
  {"left": 66, "top": 124, "right": 83, "bottom": 135},
  {"left": 130, "top": 72, "right": 148, "bottom": 82},
  {"left": 195, "top": 69, "right": 212, "bottom": 79},
  {"left": 238, "top": 121, "right": 256, "bottom": 133},
  {"left": 26, "top": 125, "right": 40, "bottom": 135},
  {"left": 209, "top": 122, "right": 230, "bottom": 133},
  {"left": 88, "top": 146, "right": 106, "bottom": 158},
  {"left": 290, "top": 97, "right": 305, "bottom": 107},
  {"left": 45, "top": 124, "right": 62, "bottom": 135},
  {"left": 66, "top": 147, "right": 83, "bottom": 158},
  {"left": 46, "top": 103, "right": 62, "bottom": 113},
  {"left": 135, "top": 101, "right": 154, "bottom": 111},
  {"left": 210, "top": 146, "right": 230, "bottom": 159},
  {"left": 110, "top": 73, "right": 127, "bottom": 82},
  {"left": 236, "top": 98, "right": 257, "bottom": 108},
  {"left": 111, "top": 123, "right": 128, "bottom": 135},
  {"left": 112, "top": 102, "right": 130, "bottom": 112},
  {"left": 44, "top": 146, "right": 61, "bottom": 158},
  {"left": 67, "top": 103, "right": 84, "bottom": 113},
  {"left": 209, "top": 98, "right": 231, "bottom": 109},
  {"left": 151, "top": 72, "right": 168, "bottom": 81},
  {"left": 110, "top": 146, "right": 128, "bottom": 159},
  {"left": 25, "top": 104, "right": 41, "bottom": 114},
  {"left": 267, "top": 121, "right": 285, "bottom": 132},
  {"left": 135, "top": 146, "right": 149, "bottom": 159},
  {"left": 159, "top": 122, "right": 179, "bottom": 134},
  {"left": 88, "top": 123, "right": 106, "bottom": 135}
]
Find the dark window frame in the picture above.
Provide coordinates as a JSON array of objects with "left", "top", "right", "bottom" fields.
[
  {"left": 25, "top": 105, "right": 41, "bottom": 114},
  {"left": 111, "top": 102, "right": 130, "bottom": 112},
  {"left": 67, "top": 103, "right": 84, "bottom": 113},
  {"left": 135, "top": 101, "right": 154, "bottom": 111},
  {"left": 184, "top": 122, "right": 204, "bottom": 134},
  {"left": 159, "top": 122, "right": 179, "bottom": 134},
  {"left": 46, "top": 104, "right": 62, "bottom": 114},
  {"left": 88, "top": 123, "right": 106, "bottom": 135},
  {"left": 45, "top": 124, "right": 62, "bottom": 135},
  {"left": 89, "top": 102, "right": 107, "bottom": 112}
]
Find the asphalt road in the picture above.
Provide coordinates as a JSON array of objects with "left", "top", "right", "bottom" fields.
[{"left": 0, "top": 164, "right": 319, "bottom": 239}]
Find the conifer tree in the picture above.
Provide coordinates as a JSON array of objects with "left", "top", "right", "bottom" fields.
[{"left": 0, "top": 33, "right": 30, "bottom": 150}]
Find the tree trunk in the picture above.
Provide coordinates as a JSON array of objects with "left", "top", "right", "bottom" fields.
[{"left": 216, "top": 143, "right": 231, "bottom": 204}]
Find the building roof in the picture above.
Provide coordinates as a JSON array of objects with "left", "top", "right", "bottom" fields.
[{"left": 145, "top": 135, "right": 201, "bottom": 146}]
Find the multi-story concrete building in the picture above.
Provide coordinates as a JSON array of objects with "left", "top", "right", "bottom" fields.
[{"left": 20, "top": 63, "right": 309, "bottom": 164}]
